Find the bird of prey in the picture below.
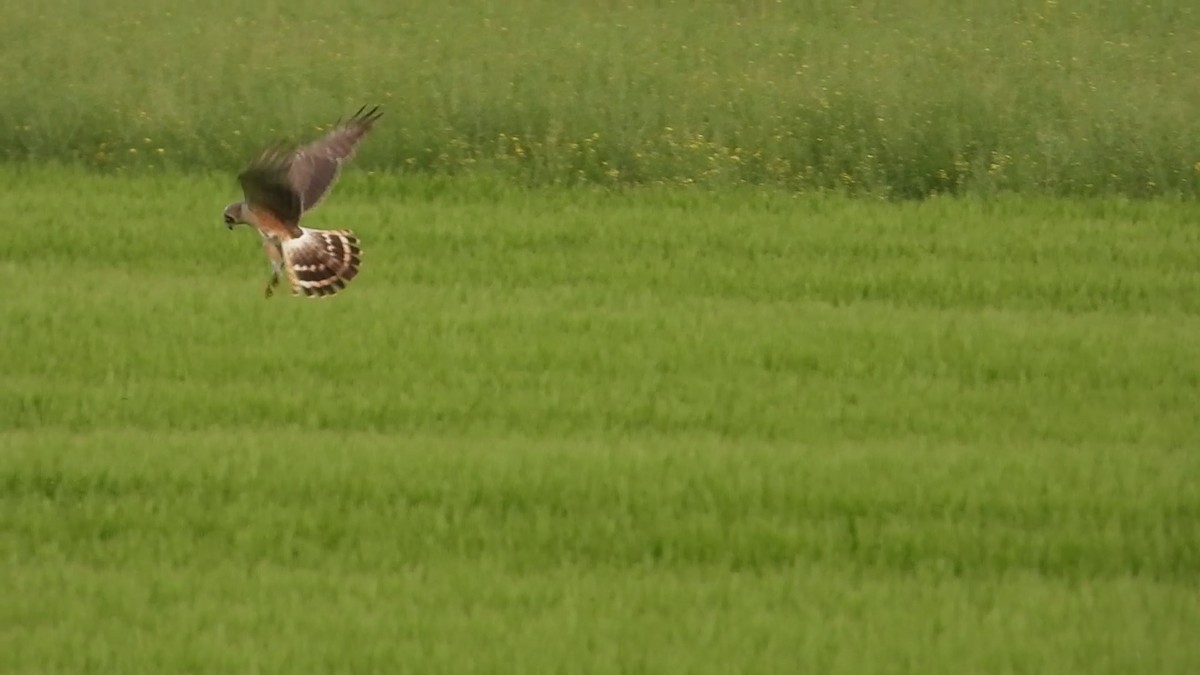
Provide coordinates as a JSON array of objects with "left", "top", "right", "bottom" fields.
[{"left": 223, "top": 105, "right": 382, "bottom": 298}]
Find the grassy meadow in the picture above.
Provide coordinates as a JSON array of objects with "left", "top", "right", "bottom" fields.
[
  {"left": 1, "top": 0, "right": 1199, "bottom": 196},
  {"left": 3, "top": 0, "right": 1200, "bottom": 672}
]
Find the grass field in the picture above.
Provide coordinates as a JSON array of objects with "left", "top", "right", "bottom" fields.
[
  {"left": 2, "top": 166, "right": 1199, "bottom": 672},
  {"left": 2, "top": 0, "right": 1199, "bottom": 196},
  {"left": 3, "top": 0, "right": 1200, "bottom": 671}
]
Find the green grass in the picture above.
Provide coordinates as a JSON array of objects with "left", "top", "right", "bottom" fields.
[
  {"left": 4, "top": 2, "right": 1198, "bottom": 669},
  {"left": 4, "top": 433, "right": 1198, "bottom": 673},
  {"left": 2, "top": 166, "right": 1199, "bottom": 672},
  {"left": 2, "top": 0, "right": 1199, "bottom": 196}
]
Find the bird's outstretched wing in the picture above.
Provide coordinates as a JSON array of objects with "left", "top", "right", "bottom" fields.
[
  {"left": 288, "top": 105, "right": 383, "bottom": 213},
  {"left": 238, "top": 142, "right": 304, "bottom": 237}
]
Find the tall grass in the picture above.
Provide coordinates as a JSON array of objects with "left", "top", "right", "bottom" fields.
[{"left": 1, "top": 0, "right": 1197, "bottom": 196}]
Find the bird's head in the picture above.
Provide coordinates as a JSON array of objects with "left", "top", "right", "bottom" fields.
[{"left": 223, "top": 202, "right": 250, "bottom": 229}]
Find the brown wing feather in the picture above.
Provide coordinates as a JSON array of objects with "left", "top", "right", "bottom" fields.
[
  {"left": 238, "top": 142, "right": 303, "bottom": 233},
  {"left": 288, "top": 105, "right": 383, "bottom": 212}
]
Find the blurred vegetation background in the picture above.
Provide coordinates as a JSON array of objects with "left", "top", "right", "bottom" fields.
[{"left": 1, "top": 0, "right": 1197, "bottom": 197}]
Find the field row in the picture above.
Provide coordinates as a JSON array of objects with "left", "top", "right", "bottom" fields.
[{"left": 4, "top": 430, "right": 1199, "bottom": 673}]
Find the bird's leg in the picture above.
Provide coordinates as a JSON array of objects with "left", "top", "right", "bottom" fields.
[
  {"left": 265, "top": 269, "right": 280, "bottom": 298},
  {"left": 261, "top": 236, "right": 286, "bottom": 299}
]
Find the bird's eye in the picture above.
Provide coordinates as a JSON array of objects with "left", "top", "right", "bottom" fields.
[{"left": 223, "top": 215, "right": 235, "bottom": 224}]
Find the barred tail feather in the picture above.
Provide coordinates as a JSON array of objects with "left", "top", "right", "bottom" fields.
[{"left": 281, "top": 228, "right": 362, "bottom": 298}]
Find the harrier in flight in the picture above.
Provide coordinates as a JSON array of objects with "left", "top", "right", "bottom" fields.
[{"left": 223, "top": 106, "right": 382, "bottom": 298}]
